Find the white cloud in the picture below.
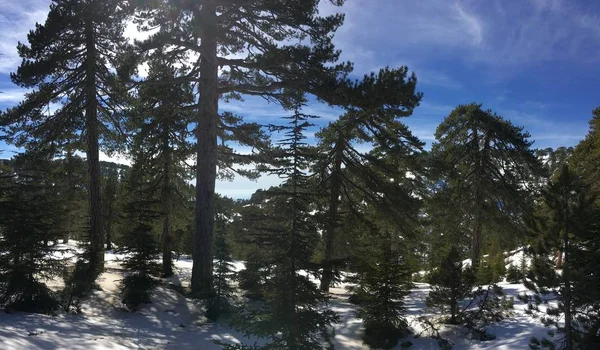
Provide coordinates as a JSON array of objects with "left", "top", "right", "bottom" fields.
[
  {"left": 325, "top": 0, "right": 600, "bottom": 75},
  {"left": 0, "top": 88, "right": 25, "bottom": 103}
]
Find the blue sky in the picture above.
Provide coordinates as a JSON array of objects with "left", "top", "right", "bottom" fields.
[{"left": 1, "top": 0, "right": 599, "bottom": 197}]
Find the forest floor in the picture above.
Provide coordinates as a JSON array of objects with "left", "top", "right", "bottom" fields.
[{"left": 0, "top": 243, "right": 557, "bottom": 349}]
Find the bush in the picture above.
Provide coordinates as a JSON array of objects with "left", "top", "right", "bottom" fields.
[
  {"left": 122, "top": 274, "right": 158, "bottom": 311},
  {"left": 363, "top": 325, "right": 406, "bottom": 349},
  {"left": 2, "top": 280, "right": 60, "bottom": 314},
  {"left": 426, "top": 246, "right": 475, "bottom": 324},
  {"left": 506, "top": 264, "right": 525, "bottom": 283}
]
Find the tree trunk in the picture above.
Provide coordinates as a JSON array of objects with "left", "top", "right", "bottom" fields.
[
  {"left": 191, "top": 1, "right": 218, "bottom": 296},
  {"left": 85, "top": 18, "right": 104, "bottom": 276},
  {"left": 63, "top": 149, "right": 74, "bottom": 244},
  {"left": 105, "top": 202, "right": 113, "bottom": 251},
  {"left": 471, "top": 218, "right": 483, "bottom": 267},
  {"left": 563, "top": 204, "right": 573, "bottom": 350},
  {"left": 555, "top": 248, "right": 563, "bottom": 269},
  {"left": 320, "top": 136, "right": 344, "bottom": 292},
  {"left": 162, "top": 147, "right": 173, "bottom": 277},
  {"left": 470, "top": 130, "right": 490, "bottom": 268},
  {"left": 162, "top": 212, "right": 173, "bottom": 277}
]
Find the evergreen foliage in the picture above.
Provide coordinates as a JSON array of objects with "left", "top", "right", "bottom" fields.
[
  {"left": 0, "top": 153, "right": 66, "bottom": 314},
  {"left": 313, "top": 67, "right": 423, "bottom": 291},
  {"left": 527, "top": 165, "right": 600, "bottom": 349},
  {"left": 129, "top": 54, "right": 195, "bottom": 277},
  {"left": 134, "top": 0, "right": 351, "bottom": 295},
  {"left": 430, "top": 103, "right": 543, "bottom": 267},
  {"left": 225, "top": 111, "right": 337, "bottom": 350},
  {"left": 426, "top": 246, "right": 475, "bottom": 324},
  {"left": 350, "top": 226, "right": 412, "bottom": 349},
  {"left": 206, "top": 200, "right": 237, "bottom": 321},
  {"left": 119, "top": 163, "right": 161, "bottom": 312},
  {"left": 1, "top": 0, "right": 134, "bottom": 278},
  {"left": 426, "top": 246, "right": 513, "bottom": 340}
]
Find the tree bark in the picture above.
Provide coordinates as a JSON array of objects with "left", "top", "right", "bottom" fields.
[
  {"left": 470, "top": 130, "right": 490, "bottom": 268},
  {"left": 106, "top": 200, "right": 113, "bottom": 251},
  {"left": 85, "top": 17, "right": 104, "bottom": 276},
  {"left": 320, "top": 135, "right": 344, "bottom": 292},
  {"left": 162, "top": 211, "right": 173, "bottom": 277},
  {"left": 471, "top": 218, "right": 483, "bottom": 268},
  {"left": 63, "top": 149, "right": 74, "bottom": 244},
  {"left": 162, "top": 144, "right": 173, "bottom": 277},
  {"left": 563, "top": 199, "right": 573, "bottom": 350},
  {"left": 191, "top": 1, "right": 218, "bottom": 296}
]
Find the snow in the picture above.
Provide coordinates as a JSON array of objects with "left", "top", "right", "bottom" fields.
[{"left": 0, "top": 242, "right": 558, "bottom": 349}]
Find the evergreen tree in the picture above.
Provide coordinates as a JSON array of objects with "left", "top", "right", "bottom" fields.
[
  {"left": 0, "top": 153, "right": 66, "bottom": 314},
  {"left": 314, "top": 66, "right": 423, "bottom": 291},
  {"left": 130, "top": 54, "right": 194, "bottom": 277},
  {"left": 528, "top": 165, "right": 600, "bottom": 349},
  {"left": 1, "top": 0, "right": 134, "bottom": 277},
  {"left": 426, "top": 246, "right": 474, "bottom": 324},
  {"left": 226, "top": 111, "right": 337, "bottom": 349},
  {"left": 347, "top": 217, "right": 413, "bottom": 349},
  {"left": 101, "top": 164, "right": 120, "bottom": 250},
  {"left": 55, "top": 149, "right": 87, "bottom": 244},
  {"left": 119, "top": 162, "right": 161, "bottom": 312},
  {"left": 426, "top": 245, "right": 512, "bottom": 341},
  {"left": 206, "top": 201, "right": 236, "bottom": 321},
  {"left": 134, "top": 0, "right": 352, "bottom": 295},
  {"left": 430, "top": 103, "right": 542, "bottom": 267},
  {"left": 571, "top": 107, "right": 600, "bottom": 194}
]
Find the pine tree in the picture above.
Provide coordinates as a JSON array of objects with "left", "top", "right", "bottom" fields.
[
  {"left": 349, "top": 219, "right": 413, "bottom": 349},
  {"left": 225, "top": 111, "right": 337, "bottom": 349},
  {"left": 314, "top": 66, "right": 423, "bottom": 291},
  {"left": 1, "top": 0, "right": 134, "bottom": 277},
  {"left": 119, "top": 162, "right": 161, "bottom": 312},
  {"left": 426, "top": 245, "right": 512, "bottom": 340},
  {"left": 528, "top": 165, "right": 600, "bottom": 349},
  {"left": 426, "top": 246, "right": 474, "bottom": 324},
  {"left": 55, "top": 149, "right": 87, "bottom": 244},
  {"left": 101, "top": 164, "right": 120, "bottom": 251},
  {"left": 571, "top": 107, "right": 600, "bottom": 193},
  {"left": 430, "top": 103, "right": 542, "bottom": 267},
  {"left": 129, "top": 53, "right": 194, "bottom": 277},
  {"left": 206, "top": 202, "right": 236, "bottom": 321},
  {"left": 0, "top": 152, "right": 66, "bottom": 314},
  {"left": 134, "top": 0, "right": 352, "bottom": 295}
]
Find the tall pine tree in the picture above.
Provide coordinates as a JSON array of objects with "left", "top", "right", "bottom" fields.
[
  {"left": 130, "top": 53, "right": 194, "bottom": 277},
  {"left": 226, "top": 111, "right": 337, "bottom": 349},
  {"left": 0, "top": 0, "right": 133, "bottom": 277},
  {"left": 0, "top": 152, "right": 66, "bottom": 313},
  {"left": 431, "top": 103, "right": 542, "bottom": 267},
  {"left": 314, "top": 66, "right": 423, "bottom": 291},
  {"left": 134, "top": 0, "right": 352, "bottom": 295}
]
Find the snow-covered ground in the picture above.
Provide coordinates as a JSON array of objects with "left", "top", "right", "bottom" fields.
[{"left": 0, "top": 242, "right": 557, "bottom": 349}]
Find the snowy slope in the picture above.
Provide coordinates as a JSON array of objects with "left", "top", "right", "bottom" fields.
[{"left": 0, "top": 243, "right": 556, "bottom": 349}]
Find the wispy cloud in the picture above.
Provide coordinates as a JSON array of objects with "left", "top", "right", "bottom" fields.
[{"left": 324, "top": 0, "right": 600, "bottom": 75}]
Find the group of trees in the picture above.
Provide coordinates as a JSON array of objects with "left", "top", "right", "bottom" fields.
[{"left": 0, "top": 0, "right": 599, "bottom": 349}]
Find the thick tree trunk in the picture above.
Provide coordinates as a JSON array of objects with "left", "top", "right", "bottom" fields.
[
  {"left": 320, "top": 136, "right": 344, "bottom": 292},
  {"left": 191, "top": 1, "right": 218, "bottom": 296},
  {"left": 85, "top": 18, "right": 104, "bottom": 275},
  {"left": 470, "top": 130, "right": 490, "bottom": 268}
]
